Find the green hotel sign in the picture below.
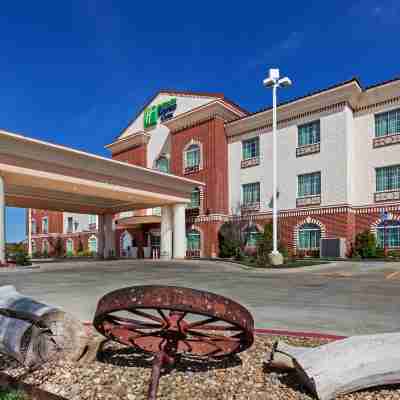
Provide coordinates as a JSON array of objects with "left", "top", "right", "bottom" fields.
[{"left": 144, "top": 98, "right": 177, "bottom": 129}]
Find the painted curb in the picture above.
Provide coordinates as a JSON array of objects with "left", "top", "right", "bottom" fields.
[{"left": 84, "top": 321, "right": 346, "bottom": 341}]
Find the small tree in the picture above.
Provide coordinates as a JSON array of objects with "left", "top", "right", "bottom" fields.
[
  {"left": 218, "top": 221, "right": 243, "bottom": 258},
  {"left": 54, "top": 237, "right": 64, "bottom": 257},
  {"left": 256, "top": 222, "right": 288, "bottom": 266},
  {"left": 77, "top": 238, "right": 84, "bottom": 254},
  {"left": 355, "top": 230, "right": 377, "bottom": 258}
]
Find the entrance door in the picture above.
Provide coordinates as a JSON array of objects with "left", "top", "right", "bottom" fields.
[{"left": 150, "top": 232, "right": 161, "bottom": 259}]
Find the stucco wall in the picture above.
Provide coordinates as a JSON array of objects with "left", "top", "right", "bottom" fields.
[
  {"left": 352, "top": 104, "right": 400, "bottom": 206},
  {"left": 63, "top": 213, "right": 97, "bottom": 234},
  {"left": 228, "top": 109, "right": 350, "bottom": 212}
]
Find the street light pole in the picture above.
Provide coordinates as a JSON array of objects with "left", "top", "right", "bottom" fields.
[
  {"left": 263, "top": 68, "right": 292, "bottom": 265},
  {"left": 272, "top": 82, "right": 278, "bottom": 254}
]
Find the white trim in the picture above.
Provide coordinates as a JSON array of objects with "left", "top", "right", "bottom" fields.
[
  {"left": 294, "top": 217, "right": 326, "bottom": 251},
  {"left": 88, "top": 235, "right": 98, "bottom": 253},
  {"left": 183, "top": 139, "right": 203, "bottom": 172}
]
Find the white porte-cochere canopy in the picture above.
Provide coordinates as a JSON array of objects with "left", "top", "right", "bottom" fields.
[{"left": 0, "top": 129, "right": 204, "bottom": 263}]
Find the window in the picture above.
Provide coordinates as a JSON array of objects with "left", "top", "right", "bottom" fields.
[
  {"left": 375, "top": 109, "right": 400, "bottom": 137},
  {"left": 298, "top": 172, "right": 321, "bottom": 197},
  {"left": 88, "top": 236, "right": 97, "bottom": 253},
  {"left": 155, "top": 156, "right": 169, "bottom": 173},
  {"left": 66, "top": 239, "right": 74, "bottom": 255},
  {"left": 31, "top": 219, "right": 36, "bottom": 234},
  {"left": 189, "top": 188, "right": 200, "bottom": 209},
  {"left": 242, "top": 137, "right": 259, "bottom": 160},
  {"left": 245, "top": 226, "right": 261, "bottom": 246},
  {"left": 376, "top": 165, "right": 400, "bottom": 192},
  {"left": 376, "top": 220, "right": 400, "bottom": 248},
  {"left": 298, "top": 223, "right": 321, "bottom": 249},
  {"left": 42, "top": 217, "right": 49, "bottom": 234},
  {"left": 31, "top": 240, "right": 36, "bottom": 254},
  {"left": 298, "top": 121, "right": 320, "bottom": 146},
  {"left": 185, "top": 144, "right": 200, "bottom": 169},
  {"left": 242, "top": 182, "right": 260, "bottom": 205},
  {"left": 88, "top": 215, "right": 97, "bottom": 226},
  {"left": 187, "top": 229, "right": 201, "bottom": 251},
  {"left": 67, "top": 217, "right": 73, "bottom": 233}
]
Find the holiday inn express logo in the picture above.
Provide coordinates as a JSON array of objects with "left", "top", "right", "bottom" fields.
[{"left": 144, "top": 98, "right": 177, "bottom": 129}]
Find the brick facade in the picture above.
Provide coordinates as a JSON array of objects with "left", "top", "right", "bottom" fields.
[
  {"left": 31, "top": 231, "right": 98, "bottom": 257},
  {"left": 170, "top": 118, "right": 229, "bottom": 214},
  {"left": 31, "top": 209, "right": 63, "bottom": 235},
  {"left": 112, "top": 144, "right": 147, "bottom": 167}
]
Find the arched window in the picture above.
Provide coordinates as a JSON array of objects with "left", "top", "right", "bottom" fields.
[
  {"left": 155, "top": 156, "right": 169, "bottom": 173},
  {"left": 66, "top": 239, "right": 74, "bottom": 255},
  {"left": 376, "top": 220, "right": 400, "bottom": 248},
  {"left": 189, "top": 188, "right": 200, "bottom": 209},
  {"left": 42, "top": 240, "right": 49, "bottom": 255},
  {"left": 88, "top": 236, "right": 98, "bottom": 253},
  {"left": 187, "top": 229, "right": 201, "bottom": 253},
  {"left": 245, "top": 226, "right": 261, "bottom": 247},
  {"left": 298, "top": 223, "right": 321, "bottom": 250},
  {"left": 184, "top": 144, "right": 201, "bottom": 172}
]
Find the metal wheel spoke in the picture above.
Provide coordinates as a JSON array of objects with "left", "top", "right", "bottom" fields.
[
  {"left": 157, "top": 309, "right": 169, "bottom": 324},
  {"left": 187, "top": 317, "right": 219, "bottom": 329},
  {"left": 187, "top": 330, "right": 240, "bottom": 342},
  {"left": 128, "top": 309, "right": 164, "bottom": 323},
  {"left": 106, "top": 315, "right": 162, "bottom": 329}
]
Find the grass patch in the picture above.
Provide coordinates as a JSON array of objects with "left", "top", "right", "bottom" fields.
[{"left": 0, "top": 390, "right": 25, "bottom": 400}]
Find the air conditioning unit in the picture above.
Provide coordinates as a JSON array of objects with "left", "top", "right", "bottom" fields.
[{"left": 320, "top": 238, "right": 347, "bottom": 258}]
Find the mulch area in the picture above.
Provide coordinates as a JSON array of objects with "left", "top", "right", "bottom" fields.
[{"left": 1, "top": 335, "right": 399, "bottom": 400}]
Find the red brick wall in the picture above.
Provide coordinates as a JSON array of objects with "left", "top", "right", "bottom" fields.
[
  {"left": 193, "top": 221, "right": 223, "bottom": 258},
  {"left": 32, "top": 233, "right": 98, "bottom": 256},
  {"left": 112, "top": 144, "right": 147, "bottom": 167},
  {"left": 170, "top": 118, "right": 229, "bottom": 214},
  {"left": 31, "top": 209, "right": 63, "bottom": 234}
]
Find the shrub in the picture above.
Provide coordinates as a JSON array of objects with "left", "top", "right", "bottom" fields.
[
  {"left": 77, "top": 239, "right": 84, "bottom": 254},
  {"left": 354, "top": 230, "right": 377, "bottom": 258},
  {"left": 15, "top": 251, "right": 32, "bottom": 266},
  {"left": 53, "top": 237, "right": 64, "bottom": 257},
  {"left": 218, "top": 221, "right": 243, "bottom": 258},
  {"left": 375, "top": 247, "right": 385, "bottom": 258}
]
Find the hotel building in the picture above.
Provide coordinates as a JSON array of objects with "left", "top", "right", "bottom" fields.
[{"left": 29, "top": 76, "right": 400, "bottom": 258}]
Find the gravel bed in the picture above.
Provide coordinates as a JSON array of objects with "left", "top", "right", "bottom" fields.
[{"left": 1, "top": 335, "right": 399, "bottom": 400}]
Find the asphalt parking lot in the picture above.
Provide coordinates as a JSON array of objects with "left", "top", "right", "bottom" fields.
[{"left": 1, "top": 259, "right": 400, "bottom": 336}]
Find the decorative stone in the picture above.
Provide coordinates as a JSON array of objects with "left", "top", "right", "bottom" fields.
[{"left": 268, "top": 252, "right": 284, "bottom": 266}]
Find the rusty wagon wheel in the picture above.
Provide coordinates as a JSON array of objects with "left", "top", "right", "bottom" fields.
[{"left": 93, "top": 285, "right": 254, "bottom": 358}]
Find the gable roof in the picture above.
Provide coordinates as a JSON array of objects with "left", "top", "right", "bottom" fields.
[{"left": 117, "top": 89, "right": 248, "bottom": 139}]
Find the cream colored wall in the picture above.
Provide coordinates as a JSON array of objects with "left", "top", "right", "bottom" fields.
[
  {"left": 63, "top": 212, "right": 96, "bottom": 234},
  {"left": 228, "top": 109, "right": 351, "bottom": 212},
  {"left": 352, "top": 104, "right": 400, "bottom": 206}
]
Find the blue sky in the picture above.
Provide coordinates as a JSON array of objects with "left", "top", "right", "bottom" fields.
[{"left": 2, "top": 0, "right": 399, "bottom": 243}]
